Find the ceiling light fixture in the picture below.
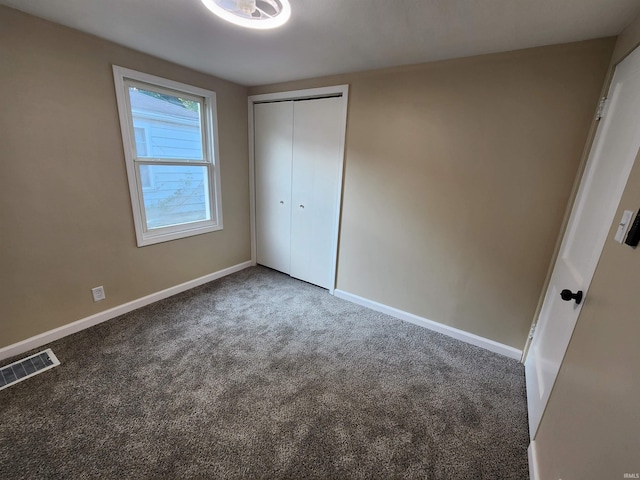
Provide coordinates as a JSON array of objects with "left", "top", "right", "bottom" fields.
[{"left": 200, "top": 0, "right": 291, "bottom": 30}]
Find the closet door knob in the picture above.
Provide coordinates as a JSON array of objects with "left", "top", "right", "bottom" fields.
[
  {"left": 279, "top": 200, "right": 284, "bottom": 204},
  {"left": 299, "top": 204, "right": 305, "bottom": 208}
]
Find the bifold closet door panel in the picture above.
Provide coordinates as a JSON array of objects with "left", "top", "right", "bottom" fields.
[
  {"left": 290, "top": 97, "right": 343, "bottom": 289},
  {"left": 254, "top": 101, "right": 294, "bottom": 274}
]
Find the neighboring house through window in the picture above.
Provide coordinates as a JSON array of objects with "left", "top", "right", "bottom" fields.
[{"left": 112, "top": 66, "right": 223, "bottom": 246}]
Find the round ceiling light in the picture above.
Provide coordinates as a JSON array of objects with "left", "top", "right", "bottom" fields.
[{"left": 200, "top": 0, "right": 291, "bottom": 30}]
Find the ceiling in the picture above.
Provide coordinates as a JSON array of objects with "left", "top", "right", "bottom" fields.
[{"left": 2, "top": 0, "right": 639, "bottom": 86}]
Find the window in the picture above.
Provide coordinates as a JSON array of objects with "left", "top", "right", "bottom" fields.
[{"left": 112, "top": 66, "right": 223, "bottom": 246}]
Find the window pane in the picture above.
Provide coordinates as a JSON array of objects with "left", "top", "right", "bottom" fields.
[
  {"left": 139, "top": 164, "right": 210, "bottom": 229},
  {"left": 134, "top": 127, "right": 147, "bottom": 156},
  {"left": 139, "top": 164, "right": 152, "bottom": 189},
  {"left": 129, "top": 86, "right": 204, "bottom": 161}
]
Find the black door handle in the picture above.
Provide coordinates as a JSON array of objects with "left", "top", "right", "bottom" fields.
[{"left": 560, "top": 289, "right": 583, "bottom": 305}]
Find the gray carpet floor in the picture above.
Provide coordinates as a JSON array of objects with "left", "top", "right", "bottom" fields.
[{"left": 1, "top": 266, "right": 529, "bottom": 479}]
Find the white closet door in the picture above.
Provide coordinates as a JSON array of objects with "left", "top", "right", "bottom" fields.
[
  {"left": 290, "top": 97, "right": 342, "bottom": 289},
  {"left": 254, "top": 101, "right": 293, "bottom": 274}
]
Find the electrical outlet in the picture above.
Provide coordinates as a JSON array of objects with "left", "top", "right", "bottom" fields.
[{"left": 91, "top": 286, "right": 106, "bottom": 302}]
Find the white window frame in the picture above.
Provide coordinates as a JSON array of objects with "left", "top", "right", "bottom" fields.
[{"left": 112, "top": 65, "right": 223, "bottom": 246}]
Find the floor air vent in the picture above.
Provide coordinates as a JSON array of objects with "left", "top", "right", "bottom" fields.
[{"left": 0, "top": 349, "right": 60, "bottom": 391}]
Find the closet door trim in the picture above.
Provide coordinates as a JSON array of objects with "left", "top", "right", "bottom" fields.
[{"left": 248, "top": 85, "right": 349, "bottom": 294}]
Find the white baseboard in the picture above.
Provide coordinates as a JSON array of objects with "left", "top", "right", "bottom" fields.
[
  {"left": 0, "top": 261, "right": 253, "bottom": 362},
  {"left": 528, "top": 440, "right": 539, "bottom": 480},
  {"left": 333, "top": 289, "right": 522, "bottom": 360}
]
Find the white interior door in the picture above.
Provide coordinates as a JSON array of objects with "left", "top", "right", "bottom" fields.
[
  {"left": 254, "top": 101, "right": 293, "bottom": 274},
  {"left": 525, "top": 46, "right": 640, "bottom": 440},
  {"left": 290, "top": 97, "right": 343, "bottom": 289}
]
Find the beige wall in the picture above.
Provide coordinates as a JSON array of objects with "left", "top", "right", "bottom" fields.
[
  {"left": 250, "top": 39, "right": 614, "bottom": 349},
  {"left": 0, "top": 5, "right": 618, "bottom": 354},
  {"left": 0, "top": 7, "right": 250, "bottom": 349}
]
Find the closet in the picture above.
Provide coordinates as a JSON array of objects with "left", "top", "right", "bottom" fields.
[{"left": 254, "top": 96, "right": 343, "bottom": 289}]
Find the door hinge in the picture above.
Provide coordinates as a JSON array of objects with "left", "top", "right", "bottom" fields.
[
  {"left": 528, "top": 323, "right": 536, "bottom": 340},
  {"left": 596, "top": 97, "right": 608, "bottom": 121}
]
